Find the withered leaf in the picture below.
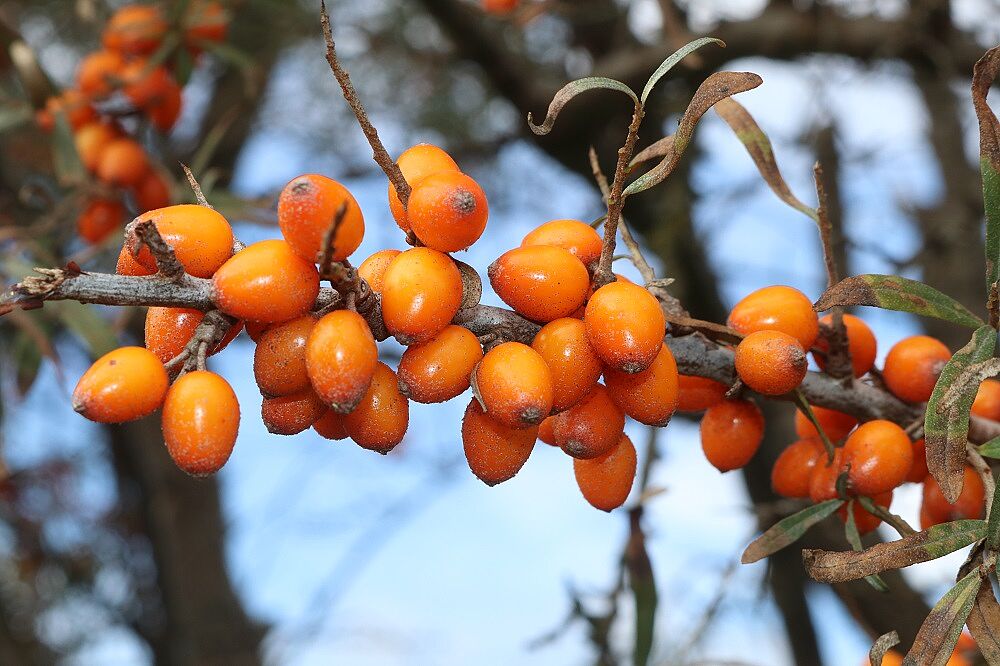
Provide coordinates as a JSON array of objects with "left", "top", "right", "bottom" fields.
[
  {"left": 815, "top": 275, "right": 985, "bottom": 329},
  {"left": 528, "top": 77, "right": 638, "bottom": 136},
  {"left": 904, "top": 570, "right": 982, "bottom": 666},
  {"left": 742, "top": 499, "right": 842, "bottom": 564}
]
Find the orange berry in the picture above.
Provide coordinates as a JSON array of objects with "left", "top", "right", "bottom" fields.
[
  {"left": 132, "top": 204, "right": 234, "bottom": 278},
  {"left": 313, "top": 409, "right": 348, "bottom": 441},
  {"left": 184, "top": 0, "right": 229, "bottom": 45},
  {"left": 381, "top": 247, "right": 463, "bottom": 344},
  {"left": 808, "top": 448, "right": 846, "bottom": 503},
  {"left": 74, "top": 121, "right": 120, "bottom": 171},
  {"left": 585, "top": 281, "right": 665, "bottom": 373},
  {"left": 483, "top": 0, "right": 519, "bottom": 13},
  {"left": 972, "top": 379, "right": 1000, "bottom": 420},
  {"left": 162, "top": 370, "right": 239, "bottom": 476},
  {"left": 76, "top": 50, "right": 126, "bottom": 97},
  {"left": 771, "top": 438, "right": 824, "bottom": 498},
  {"left": 700, "top": 399, "right": 764, "bottom": 472},
  {"left": 144, "top": 307, "right": 239, "bottom": 364},
  {"left": 922, "top": 466, "right": 986, "bottom": 522},
  {"left": 521, "top": 219, "right": 603, "bottom": 269},
  {"left": 734, "top": 330, "right": 808, "bottom": 396},
  {"left": 245, "top": 321, "right": 270, "bottom": 343},
  {"left": 407, "top": 171, "right": 488, "bottom": 251},
  {"left": 96, "top": 138, "right": 149, "bottom": 187},
  {"left": 212, "top": 240, "right": 319, "bottom": 323},
  {"left": 147, "top": 77, "right": 182, "bottom": 132},
  {"left": 604, "top": 344, "right": 679, "bottom": 426},
  {"left": 842, "top": 420, "right": 913, "bottom": 496},
  {"left": 253, "top": 315, "right": 316, "bottom": 397},
  {"left": 343, "top": 362, "right": 409, "bottom": 454},
  {"left": 866, "top": 651, "right": 904, "bottom": 666},
  {"left": 573, "top": 433, "right": 637, "bottom": 511},
  {"left": 489, "top": 246, "right": 590, "bottom": 322},
  {"left": 306, "top": 310, "right": 378, "bottom": 413},
  {"left": 475, "top": 342, "right": 553, "bottom": 429},
  {"left": 794, "top": 405, "right": 857, "bottom": 442},
  {"left": 727, "top": 285, "right": 819, "bottom": 349},
  {"left": 906, "top": 438, "right": 929, "bottom": 483},
  {"left": 357, "top": 249, "right": 402, "bottom": 294},
  {"left": 531, "top": 318, "right": 602, "bottom": 412},
  {"left": 389, "top": 143, "right": 459, "bottom": 231},
  {"left": 261, "top": 390, "right": 326, "bottom": 435},
  {"left": 882, "top": 335, "right": 951, "bottom": 403},
  {"left": 676, "top": 375, "right": 728, "bottom": 412},
  {"left": 838, "top": 491, "right": 893, "bottom": 535},
  {"left": 462, "top": 399, "right": 536, "bottom": 485},
  {"left": 103, "top": 4, "right": 167, "bottom": 55},
  {"left": 397, "top": 325, "right": 483, "bottom": 403},
  {"left": 77, "top": 199, "right": 124, "bottom": 245},
  {"left": 538, "top": 416, "right": 556, "bottom": 445},
  {"left": 116, "top": 244, "right": 155, "bottom": 276},
  {"left": 552, "top": 384, "right": 625, "bottom": 459},
  {"left": 72, "top": 346, "right": 168, "bottom": 423},
  {"left": 277, "top": 174, "right": 365, "bottom": 263},
  {"left": 815, "top": 313, "right": 877, "bottom": 377},
  {"left": 120, "top": 61, "right": 175, "bottom": 109},
  {"left": 38, "top": 90, "right": 97, "bottom": 132},
  {"left": 133, "top": 170, "right": 171, "bottom": 212}
]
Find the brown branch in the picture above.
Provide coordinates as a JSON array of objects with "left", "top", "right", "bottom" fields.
[{"left": 132, "top": 220, "right": 186, "bottom": 281}]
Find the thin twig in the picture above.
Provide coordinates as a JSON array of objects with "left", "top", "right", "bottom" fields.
[
  {"left": 181, "top": 163, "right": 212, "bottom": 208},
  {"left": 318, "top": 202, "right": 349, "bottom": 279}
]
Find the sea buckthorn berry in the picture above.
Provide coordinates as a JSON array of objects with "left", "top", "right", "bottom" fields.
[
  {"left": 475, "top": 342, "right": 553, "bottom": 429},
  {"left": 313, "top": 409, "right": 348, "bottom": 441},
  {"left": 838, "top": 492, "right": 893, "bottom": 535},
  {"left": 144, "top": 307, "right": 240, "bottom": 364},
  {"left": 397, "top": 325, "right": 483, "bottom": 403},
  {"left": 489, "top": 246, "right": 590, "bottom": 323},
  {"left": 357, "top": 249, "right": 402, "bottom": 294},
  {"left": 794, "top": 405, "right": 857, "bottom": 442},
  {"left": 77, "top": 199, "right": 124, "bottom": 245},
  {"left": 277, "top": 174, "right": 365, "bottom": 263},
  {"left": 906, "top": 438, "right": 929, "bottom": 483},
  {"left": 117, "top": 245, "right": 155, "bottom": 276},
  {"left": 604, "top": 344, "right": 679, "bottom": 426},
  {"left": 727, "top": 285, "right": 819, "bottom": 349},
  {"left": 162, "top": 370, "right": 239, "bottom": 476},
  {"left": 306, "top": 310, "right": 378, "bottom": 413},
  {"left": 922, "top": 466, "right": 986, "bottom": 523},
  {"left": 882, "top": 335, "right": 951, "bottom": 403},
  {"left": 462, "top": 399, "right": 536, "bottom": 486},
  {"left": 97, "top": 138, "right": 149, "bottom": 187},
  {"left": 574, "top": 434, "right": 637, "bottom": 512},
  {"left": 815, "top": 313, "right": 877, "bottom": 377},
  {"left": 843, "top": 420, "right": 912, "bottom": 496},
  {"left": 133, "top": 170, "right": 171, "bottom": 212},
  {"left": 254, "top": 315, "right": 316, "bottom": 397},
  {"left": 343, "top": 362, "right": 409, "bottom": 454},
  {"left": 734, "top": 330, "right": 807, "bottom": 396},
  {"left": 184, "top": 0, "right": 229, "bottom": 45},
  {"left": 72, "top": 346, "right": 168, "bottom": 423},
  {"left": 212, "top": 240, "right": 320, "bottom": 323},
  {"left": 103, "top": 4, "right": 168, "bottom": 55},
  {"left": 585, "top": 281, "right": 666, "bottom": 374},
  {"left": 552, "top": 384, "right": 625, "bottom": 459},
  {"left": 771, "top": 438, "right": 824, "bottom": 498},
  {"left": 531, "top": 318, "right": 602, "bottom": 413},
  {"left": 121, "top": 61, "right": 175, "bottom": 109},
  {"left": 38, "top": 90, "right": 97, "bottom": 132},
  {"left": 483, "top": 0, "right": 519, "bottom": 13},
  {"left": 521, "top": 219, "right": 603, "bottom": 269},
  {"left": 676, "top": 375, "right": 728, "bottom": 412},
  {"left": 700, "top": 399, "right": 765, "bottom": 472},
  {"left": 245, "top": 321, "right": 270, "bottom": 343},
  {"left": 407, "top": 171, "right": 488, "bottom": 251},
  {"left": 808, "top": 449, "right": 846, "bottom": 503},
  {"left": 538, "top": 416, "right": 556, "bottom": 446},
  {"left": 75, "top": 122, "right": 119, "bottom": 172},
  {"left": 389, "top": 143, "right": 459, "bottom": 230},
  {"left": 381, "top": 247, "right": 463, "bottom": 344},
  {"left": 132, "top": 204, "right": 234, "bottom": 278},
  {"left": 76, "top": 50, "right": 126, "bottom": 97},
  {"left": 262, "top": 390, "right": 326, "bottom": 436},
  {"left": 972, "top": 379, "right": 1000, "bottom": 420},
  {"left": 147, "top": 77, "right": 182, "bottom": 132}
]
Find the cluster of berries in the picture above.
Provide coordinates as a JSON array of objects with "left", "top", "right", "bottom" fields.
[
  {"left": 36, "top": 3, "right": 227, "bottom": 245},
  {"left": 482, "top": 0, "right": 520, "bottom": 14}
]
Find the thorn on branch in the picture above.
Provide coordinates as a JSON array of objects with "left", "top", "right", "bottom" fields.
[
  {"left": 181, "top": 163, "right": 213, "bottom": 208},
  {"left": 131, "top": 219, "right": 186, "bottom": 281}
]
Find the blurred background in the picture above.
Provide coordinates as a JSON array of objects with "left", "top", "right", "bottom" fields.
[{"left": 1, "top": 0, "right": 1000, "bottom": 664}]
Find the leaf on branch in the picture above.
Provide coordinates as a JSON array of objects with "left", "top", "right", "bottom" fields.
[
  {"left": 629, "top": 135, "right": 674, "bottom": 170},
  {"left": 802, "top": 520, "right": 986, "bottom": 583},
  {"left": 978, "top": 436, "right": 1000, "bottom": 458},
  {"left": 869, "top": 631, "right": 901, "bottom": 666},
  {"left": 741, "top": 499, "right": 843, "bottom": 564},
  {"left": 625, "top": 509, "right": 657, "bottom": 666},
  {"left": 640, "top": 37, "right": 725, "bottom": 105},
  {"left": 624, "top": 71, "right": 762, "bottom": 197},
  {"left": 926, "top": 326, "right": 996, "bottom": 504},
  {"left": 791, "top": 392, "right": 835, "bottom": 460},
  {"left": 527, "top": 77, "right": 639, "bottom": 136},
  {"left": 972, "top": 45, "right": 1000, "bottom": 322},
  {"left": 966, "top": 572, "right": 1000, "bottom": 664},
  {"left": 843, "top": 499, "right": 890, "bottom": 592},
  {"left": 904, "top": 571, "right": 982, "bottom": 666},
  {"left": 52, "top": 112, "right": 86, "bottom": 186},
  {"left": 815, "top": 275, "right": 986, "bottom": 329}
]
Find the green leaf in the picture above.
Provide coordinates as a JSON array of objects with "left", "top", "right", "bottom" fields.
[
  {"left": 742, "top": 499, "right": 843, "bottom": 564},
  {"left": 972, "top": 46, "right": 1000, "bottom": 305},
  {"left": 640, "top": 37, "right": 725, "bottom": 105},
  {"left": 987, "top": 469, "right": 1000, "bottom": 550},
  {"left": 925, "top": 326, "right": 995, "bottom": 504},
  {"left": 48, "top": 301, "right": 119, "bottom": 358},
  {"left": 843, "top": 500, "right": 890, "bottom": 592},
  {"left": 791, "top": 391, "right": 835, "bottom": 459},
  {"left": 0, "top": 103, "right": 32, "bottom": 134},
  {"left": 528, "top": 77, "right": 638, "bottom": 136},
  {"left": 815, "top": 275, "right": 985, "bottom": 329},
  {"left": 869, "top": 631, "right": 901, "bottom": 666},
  {"left": 51, "top": 112, "right": 86, "bottom": 186},
  {"left": 904, "top": 571, "right": 982, "bottom": 666},
  {"left": 625, "top": 511, "right": 656, "bottom": 666},
  {"left": 978, "top": 436, "right": 1000, "bottom": 458}
]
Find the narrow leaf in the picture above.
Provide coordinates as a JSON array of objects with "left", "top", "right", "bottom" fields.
[
  {"left": 640, "top": 37, "right": 725, "bottom": 105},
  {"left": 966, "top": 575, "right": 1000, "bottom": 664},
  {"left": 629, "top": 135, "right": 674, "bottom": 169},
  {"left": 904, "top": 571, "right": 982, "bottom": 666},
  {"left": 49, "top": 301, "right": 119, "bottom": 357},
  {"left": 978, "top": 436, "right": 1000, "bottom": 458},
  {"left": 625, "top": 510, "right": 657, "bottom": 666},
  {"left": 987, "top": 469, "right": 1000, "bottom": 550},
  {"left": 844, "top": 499, "right": 890, "bottom": 591},
  {"left": 742, "top": 499, "right": 843, "bottom": 564},
  {"left": 926, "top": 326, "right": 996, "bottom": 504},
  {"left": 528, "top": 77, "right": 638, "bottom": 136},
  {"left": 791, "top": 391, "right": 835, "bottom": 459},
  {"left": 972, "top": 46, "right": 1000, "bottom": 305},
  {"left": 52, "top": 112, "right": 86, "bottom": 186},
  {"left": 869, "top": 631, "right": 901, "bottom": 666},
  {"left": 803, "top": 520, "right": 986, "bottom": 583},
  {"left": 816, "top": 275, "right": 985, "bottom": 329}
]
